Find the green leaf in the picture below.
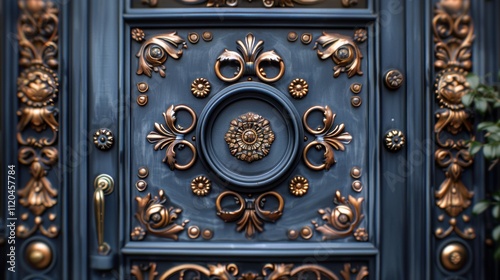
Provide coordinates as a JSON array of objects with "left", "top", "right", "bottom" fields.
[
  {"left": 473, "top": 201, "right": 490, "bottom": 214},
  {"left": 484, "top": 144, "right": 495, "bottom": 160},
  {"left": 493, "top": 225, "right": 500, "bottom": 241},
  {"left": 475, "top": 98, "right": 489, "bottom": 113},
  {"left": 493, "top": 205, "right": 500, "bottom": 219},
  {"left": 462, "top": 94, "right": 474, "bottom": 107},
  {"left": 494, "top": 101, "right": 500, "bottom": 108},
  {"left": 469, "top": 141, "right": 483, "bottom": 155},
  {"left": 493, "top": 194, "right": 500, "bottom": 202},
  {"left": 467, "top": 73, "right": 480, "bottom": 89},
  {"left": 478, "top": 122, "right": 497, "bottom": 131},
  {"left": 495, "top": 247, "right": 500, "bottom": 261}
]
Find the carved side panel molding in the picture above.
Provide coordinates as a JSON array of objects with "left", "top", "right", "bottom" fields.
[{"left": 433, "top": 0, "right": 476, "bottom": 274}]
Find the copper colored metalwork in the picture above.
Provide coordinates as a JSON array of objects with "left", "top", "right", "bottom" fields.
[
  {"left": 188, "top": 226, "right": 201, "bottom": 239},
  {"left": 191, "top": 176, "right": 211, "bottom": 196},
  {"left": 350, "top": 96, "right": 362, "bottom": 107},
  {"left": 314, "top": 32, "right": 363, "bottom": 78},
  {"left": 188, "top": 32, "right": 200, "bottom": 44},
  {"left": 289, "top": 176, "right": 309, "bottom": 196},
  {"left": 350, "top": 167, "right": 361, "bottom": 179},
  {"left": 134, "top": 190, "right": 189, "bottom": 240},
  {"left": 300, "top": 226, "right": 313, "bottom": 240},
  {"left": 384, "top": 69, "right": 404, "bottom": 90},
  {"left": 136, "top": 32, "right": 187, "bottom": 78},
  {"left": 384, "top": 130, "right": 405, "bottom": 152},
  {"left": 302, "top": 106, "right": 352, "bottom": 170},
  {"left": 440, "top": 242, "right": 468, "bottom": 271},
  {"left": 191, "top": 78, "right": 211, "bottom": 98},
  {"left": 215, "top": 33, "right": 285, "bottom": 83},
  {"left": 147, "top": 105, "right": 197, "bottom": 170},
  {"left": 350, "top": 83, "right": 362, "bottom": 94},
  {"left": 137, "top": 82, "right": 149, "bottom": 93},
  {"left": 351, "top": 180, "right": 363, "bottom": 193},
  {"left": 93, "top": 128, "right": 114, "bottom": 150},
  {"left": 288, "top": 78, "right": 309, "bottom": 99},
  {"left": 300, "top": 33, "right": 313, "bottom": 45},
  {"left": 216, "top": 191, "right": 284, "bottom": 238},
  {"left": 202, "top": 31, "right": 213, "bottom": 41},
  {"left": 138, "top": 167, "right": 149, "bottom": 178},
  {"left": 201, "top": 229, "right": 214, "bottom": 240},
  {"left": 312, "top": 190, "right": 364, "bottom": 240},
  {"left": 287, "top": 32, "right": 298, "bottom": 42},
  {"left": 137, "top": 94, "right": 148, "bottom": 106}
]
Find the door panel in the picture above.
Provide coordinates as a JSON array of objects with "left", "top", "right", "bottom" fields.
[{"left": 3, "top": 0, "right": 499, "bottom": 279}]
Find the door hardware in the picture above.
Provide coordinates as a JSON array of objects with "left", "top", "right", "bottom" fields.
[
  {"left": 93, "top": 174, "right": 114, "bottom": 255},
  {"left": 93, "top": 128, "right": 114, "bottom": 150},
  {"left": 384, "top": 69, "right": 404, "bottom": 90}
]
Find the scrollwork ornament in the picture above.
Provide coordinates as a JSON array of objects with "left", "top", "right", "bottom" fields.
[
  {"left": 314, "top": 32, "right": 363, "bottom": 78},
  {"left": 302, "top": 106, "right": 352, "bottom": 170},
  {"left": 216, "top": 191, "right": 284, "bottom": 238},
  {"left": 136, "top": 32, "right": 187, "bottom": 78},
  {"left": 312, "top": 190, "right": 364, "bottom": 240},
  {"left": 147, "top": 105, "right": 197, "bottom": 170},
  {"left": 215, "top": 33, "right": 285, "bottom": 83},
  {"left": 134, "top": 190, "right": 189, "bottom": 240}
]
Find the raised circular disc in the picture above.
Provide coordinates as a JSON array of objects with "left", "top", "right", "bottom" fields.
[{"left": 197, "top": 82, "right": 303, "bottom": 192}]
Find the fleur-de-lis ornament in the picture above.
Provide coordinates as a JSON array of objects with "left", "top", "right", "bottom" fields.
[{"left": 215, "top": 33, "right": 285, "bottom": 83}]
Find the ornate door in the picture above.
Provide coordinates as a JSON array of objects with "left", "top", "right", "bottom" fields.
[{"left": 2, "top": 0, "right": 499, "bottom": 279}]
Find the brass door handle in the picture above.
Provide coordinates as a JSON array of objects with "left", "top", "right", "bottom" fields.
[{"left": 93, "top": 174, "right": 114, "bottom": 255}]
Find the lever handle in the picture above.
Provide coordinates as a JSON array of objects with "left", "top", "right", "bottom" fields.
[{"left": 93, "top": 174, "right": 114, "bottom": 255}]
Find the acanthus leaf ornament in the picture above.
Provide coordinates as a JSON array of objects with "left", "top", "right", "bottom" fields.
[
  {"left": 433, "top": 0, "right": 475, "bottom": 241},
  {"left": 16, "top": 0, "right": 60, "bottom": 238},
  {"left": 303, "top": 106, "right": 352, "bottom": 171},
  {"left": 314, "top": 32, "right": 363, "bottom": 78},
  {"left": 312, "top": 190, "right": 364, "bottom": 240},
  {"left": 216, "top": 191, "right": 284, "bottom": 238},
  {"left": 215, "top": 33, "right": 285, "bottom": 83},
  {"left": 134, "top": 190, "right": 189, "bottom": 241},
  {"left": 136, "top": 32, "right": 187, "bottom": 78},
  {"left": 147, "top": 105, "right": 197, "bottom": 170}
]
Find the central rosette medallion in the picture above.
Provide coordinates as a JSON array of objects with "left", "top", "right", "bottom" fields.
[{"left": 224, "top": 112, "right": 275, "bottom": 163}]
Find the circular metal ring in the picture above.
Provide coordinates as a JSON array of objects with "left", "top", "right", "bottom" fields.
[
  {"left": 302, "top": 105, "right": 331, "bottom": 135},
  {"left": 255, "top": 60, "right": 286, "bottom": 83},
  {"left": 173, "top": 140, "right": 197, "bottom": 170},
  {"left": 303, "top": 141, "right": 328, "bottom": 171},
  {"left": 214, "top": 58, "right": 245, "bottom": 83},
  {"left": 170, "top": 105, "right": 197, "bottom": 135}
]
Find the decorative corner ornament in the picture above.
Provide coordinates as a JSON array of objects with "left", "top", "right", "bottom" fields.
[
  {"left": 312, "top": 190, "right": 364, "bottom": 240},
  {"left": 314, "top": 32, "right": 363, "bottom": 78},
  {"left": 303, "top": 106, "right": 352, "bottom": 170},
  {"left": 147, "top": 105, "right": 197, "bottom": 170},
  {"left": 215, "top": 33, "right": 285, "bottom": 83},
  {"left": 135, "top": 32, "right": 187, "bottom": 78},
  {"left": 134, "top": 190, "right": 189, "bottom": 240}
]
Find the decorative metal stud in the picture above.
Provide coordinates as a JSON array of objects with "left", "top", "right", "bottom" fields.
[
  {"left": 288, "top": 78, "right": 309, "bottom": 99},
  {"left": 188, "top": 32, "right": 200, "bottom": 44},
  {"left": 131, "top": 226, "right": 146, "bottom": 240},
  {"left": 25, "top": 241, "right": 52, "bottom": 270},
  {"left": 384, "top": 69, "right": 404, "bottom": 90},
  {"left": 350, "top": 167, "right": 361, "bottom": 179},
  {"left": 131, "top": 28, "right": 145, "bottom": 42},
  {"left": 352, "top": 180, "right": 363, "bottom": 192},
  {"left": 191, "top": 176, "right": 211, "bottom": 196},
  {"left": 354, "top": 228, "right": 368, "bottom": 241},
  {"left": 188, "top": 226, "right": 201, "bottom": 239},
  {"left": 440, "top": 242, "right": 468, "bottom": 271},
  {"left": 201, "top": 229, "right": 213, "bottom": 240},
  {"left": 300, "top": 226, "right": 313, "bottom": 240},
  {"left": 353, "top": 29, "right": 367, "bottom": 43},
  {"left": 137, "top": 82, "right": 149, "bottom": 93},
  {"left": 202, "top": 31, "right": 213, "bottom": 42},
  {"left": 136, "top": 180, "right": 148, "bottom": 192},
  {"left": 350, "top": 83, "right": 362, "bottom": 94},
  {"left": 301, "top": 33, "right": 313, "bottom": 45},
  {"left": 191, "top": 78, "right": 211, "bottom": 98},
  {"left": 137, "top": 94, "right": 148, "bottom": 106},
  {"left": 93, "top": 128, "right": 114, "bottom": 150},
  {"left": 384, "top": 130, "right": 406, "bottom": 152},
  {"left": 351, "top": 96, "right": 362, "bottom": 107},
  {"left": 289, "top": 176, "right": 309, "bottom": 197},
  {"left": 288, "top": 32, "right": 298, "bottom": 42},
  {"left": 288, "top": 229, "right": 299, "bottom": 240},
  {"left": 138, "top": 167, "right": 149, "bottom": 179}
]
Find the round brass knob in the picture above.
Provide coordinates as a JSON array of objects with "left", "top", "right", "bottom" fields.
[
  {"left": 384, "top": 69, "right": 404, "bottom": 90},
  {"left": 25, "top": 241, "right": 52, "bottom": 270},
  {"left": 440, "top": 242, "right": 468, "bottom": 271}
]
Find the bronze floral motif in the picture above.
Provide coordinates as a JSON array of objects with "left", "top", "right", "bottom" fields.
[
  {"left": 314, "top": 32, "right": 363, "bottom": 78},
  {"left": 135, "top": 32, "right": 187, "bottom": 78},
  {"left": 191, "top": 78, "right": 211, "bottom": 98},
  {"left": 134, "top": 190, "right": 189, "bottom": 240},
  {"left": 312, "top": 190, "right": 364, "bottom": 240},
  {"left": 353, "top": 28, "right": 367, "bottom": 43},
  {"left": 216, "top": 191, "right": 284, "bottom": 238},
  {"left": 289, "top": 176, "right": 309, "bottom": 196},
  {"left": 147, "top": 105, "right": 197, "bottom": 170},
  {"left": 215, "top": 33, "right": 285, "bottom": 83},
  {"left": 131, "top": 28, "right": 145, "bottom": 42},
  {"left": 302, "top": 106, "right": 352, "bottom": 170},
  {"left": 224, "top": 112, "right": 275, "bottom": 163},
  {"left": 288, "top": 78, "right": 309, "bottom": 99},
  {"left": 191, "top": 176, "right": 211, "bottom": 196}
]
